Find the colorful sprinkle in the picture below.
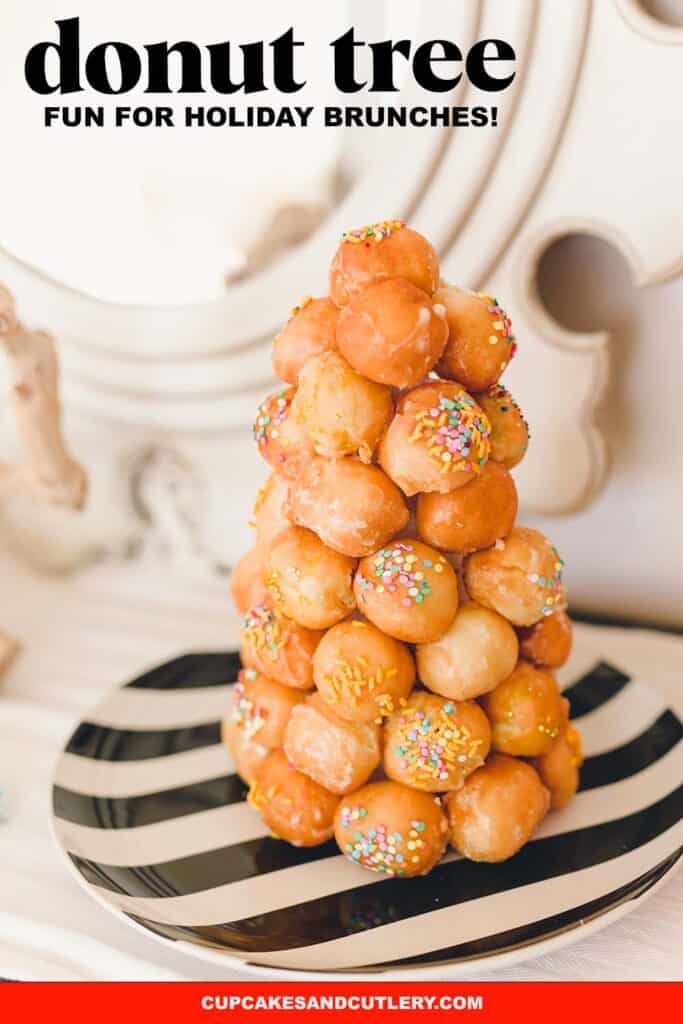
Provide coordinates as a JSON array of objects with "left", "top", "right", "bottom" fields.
[
  {"left": 341, "top": 219, "right": 405, "bottom": 245},
  {"left": 322, "top": 657, "right": 405, "bottom": 723},
  {"left": 339, "top": 807, "right": 427, "bottom": 875},
  {"left": 482, "top": 294, "right": 517, "bottom": 362},
  {"left": 356, "top": 543, "right": 448, "bottom": 608},
  {"left": 253, "top": 389, "right": 293, "bottom": 451},
  {"left": 231, "top": 671, "right": 267, "bottom": 738},
  {"left": 486, "top": 384, "right": 530, "bottom": 438},
  {"left": 393, "top": 702, "right": 485, "bottom": 786},
  {"left": 241, "top": 601, "right": 288, "bottom": 660},
  {"left": 408, "top": 393, "right": 491, "bottom": 475}
]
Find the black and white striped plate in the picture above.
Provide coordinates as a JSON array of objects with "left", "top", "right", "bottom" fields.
[{"left": 51, "top": 645, "right": 683, "bottom": 977}]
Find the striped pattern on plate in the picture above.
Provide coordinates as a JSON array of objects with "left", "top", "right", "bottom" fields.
[{"left": 51, "top": 650, "right": 683, "bottom": 975}]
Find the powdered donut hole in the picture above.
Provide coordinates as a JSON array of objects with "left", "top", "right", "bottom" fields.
[
  {"left": 231, "top": 545, "right": 267, "bottom": 614},
  {"left": 435, "top": 286, "right": 517, "bottom": 391},
  {"left": 264, "top": 525, "right": 356, "bottom": 630},
  {"left": 445, "top": 754, "right": 550, "bottom": 863},
  {"left": 329, "top": 220, "right": 440, "bottom": 307},
  {"left": 240, "top": 598, "right": 322, "bottom": 690},
  {"left": 475, "top": 384, "right": 530, "bottom": 469},
  {"left": 221, "top": 719, "right": 268, "bottom": 785},
  {"left": 252, "top": 473, "right": 292, "bottom": 547},
  {"left": 333, "top": 780, "right": 448, "bottom": 877},
  {"left": 354, "top": 539, "right": 459, "bottom": 644},
  {"left": 228, "top": 667, "right": 306, "bottom": 749},
  {"left": 284, "top": 692, "right": 381, "bottom": 795},
  {"left": 417, "top": 601, "right": 519, "bottom": 701},
  {"left": 336, "top": 278, "right": 448, "bottom": 389},
  {"left": 378, "top": 382, "right": 491, "bottom": 497},
  {"left": 292, "top": 349, "right": 393, "bottom": 462},
  {"left": 481, "top": 660, "right": 570, "bottom": 757},
  {"left": 249, "top": 749, "right": 339, "bottom": 847},
  {"left": 517, "top": 610, "right": 573, "bottom": 669},
  {"left": 313, "top": 619, "right": 416, "bottom": 724},
  {"left": 416, "top": 461, "right": 518, "bottom": 555},
  {"left": 291, "top": 455, "right": 409, "bottom": 558},
  {"left": 531, "top": 723, "right": 584, "bottom": 809},
  {"left": 383, "top": 690, "right": 491, "bottom": 792},
  {"left": 272, "top": 296, "right": 339, "bottom": 384},
  {"left": 253, "top": 387, "right": 314, "bottom": 480},
  {"left": 464, "top": 526, "right": 567, "bottom": 627}
]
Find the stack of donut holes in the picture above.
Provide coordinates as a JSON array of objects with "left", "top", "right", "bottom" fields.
[{"left": 226, "top": 220, "right": 581, "bottom": 877}]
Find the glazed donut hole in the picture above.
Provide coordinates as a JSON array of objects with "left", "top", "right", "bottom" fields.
[
  {"left": 378, "top": 382, "right": 491, "bottom": 497},
  {"left": 435, "top": 286, "right": 517, "bottom": 392},
  {"left": 221, "top": 717, "right": 268, "bottom": 785},
  {"left": 272, "top": 296, "right": 339, "bottom": 384},
  {"left": 416, "top": 460, "right": 517, "bottom": 555},
  {"left": 333, "top": 779, "right": 448, "bottom": 877},
  {"left": 264, "top": 525, "right": 356, "bottom": 630},
  {"left": 291, "top": 455, "right": 409, "bottom": 558},
  {"left": 464, "top": 526, "right": 568, "bottom": 627},
  {"left": 475, "top": 384, "right": 529, "bottom": 469},
  {"left": 383, "top": 690, "right": 491, "bottom": 792},
  {"left": 292, "top": 349, "right": 393, "bottom": 463},
  {"left": 249, "top": 748, "right": 339, "bottom": 847},
  {"left": 531, "top": 723, "right": 584, "bottom": 810},
  {"left": 240, "top": 598, "right": 322, "bottom": 690},
  {"left": 517, "top": 610, "right": 573, "bottom": 669},
  {"left": 336, "top": 278, "right": 448, "bottom": 389},
  {"left": 253, "top": 386, "right": 313, "bottom": 480},
  {"left": 228, "top": 667, "right": 306, "bottom": 748},
  {"left": 284, "top": 692, "right": 381, "bottom": 795},
  {"left": 416, "top": 601, "right": 519, "bottom": 702},
  {"left": 481, "top": 660, "right": 570, "bottom": 757},
  {"left": 231, "top": 545, "right": 267, "bottom": 615},
  {"left": 329, "top": 220, "right": 440, "bottom": 307},
  {"left": 251, "top": 472, "right": 292, "bottom": 547},
  {"left": 313, "top": 619, "right": 415, "bottom": 724},
  {"left": 354, "top": 538, "right": 459, "bottom": 644},
  {"left": 445, "top": 754, "right": 550, "bottom": 863}
]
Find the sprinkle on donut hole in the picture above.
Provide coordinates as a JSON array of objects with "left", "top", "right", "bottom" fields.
[
  {"left": 378, "top": 382, "right": 491, "bottom": 497},
  {"left": 435, "top": 285, "right": 517, "bottom": 391},
  {"left": 240, "top": 598, "right": 322, "bottom": 690},
  {"left": 333, "top": 779, "right": 448, "bottom": 877},
  {"left": 383, "top": 690, "right": 491, "bottom": 792},
  {"left": 474, "top": 383, "right": 530, "bottom": 469},
  {"left": 354, "top": 538, "right": 459, "bottom": 643},
  {"left": 253, "top": 387, "right": 314, "bottom": 481},
  {"left": 313, "top": 619, "right": 416, "bottom": 724},
  {"left": 464, "top": 526, "right": 567, "bottom": 627},
  {"left": 329, "top": 220, "right": 439, "bottom": 307}
]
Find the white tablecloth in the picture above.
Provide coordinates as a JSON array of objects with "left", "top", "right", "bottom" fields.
[{"left": 0, "top": 549, "right": 681, "bottom": 981}]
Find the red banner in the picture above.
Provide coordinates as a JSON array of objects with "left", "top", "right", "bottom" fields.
[{"left": 0, "top": 982, "right": 679, "bottom": 1022}]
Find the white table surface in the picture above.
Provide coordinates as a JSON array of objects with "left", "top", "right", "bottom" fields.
[{"left": 0, "top": 546, "right": 681, "bottom": 982}]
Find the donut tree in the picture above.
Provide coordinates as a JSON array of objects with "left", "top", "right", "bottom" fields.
[{"left": 227, "top": 220, "right": 582, "bottom": 869}]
